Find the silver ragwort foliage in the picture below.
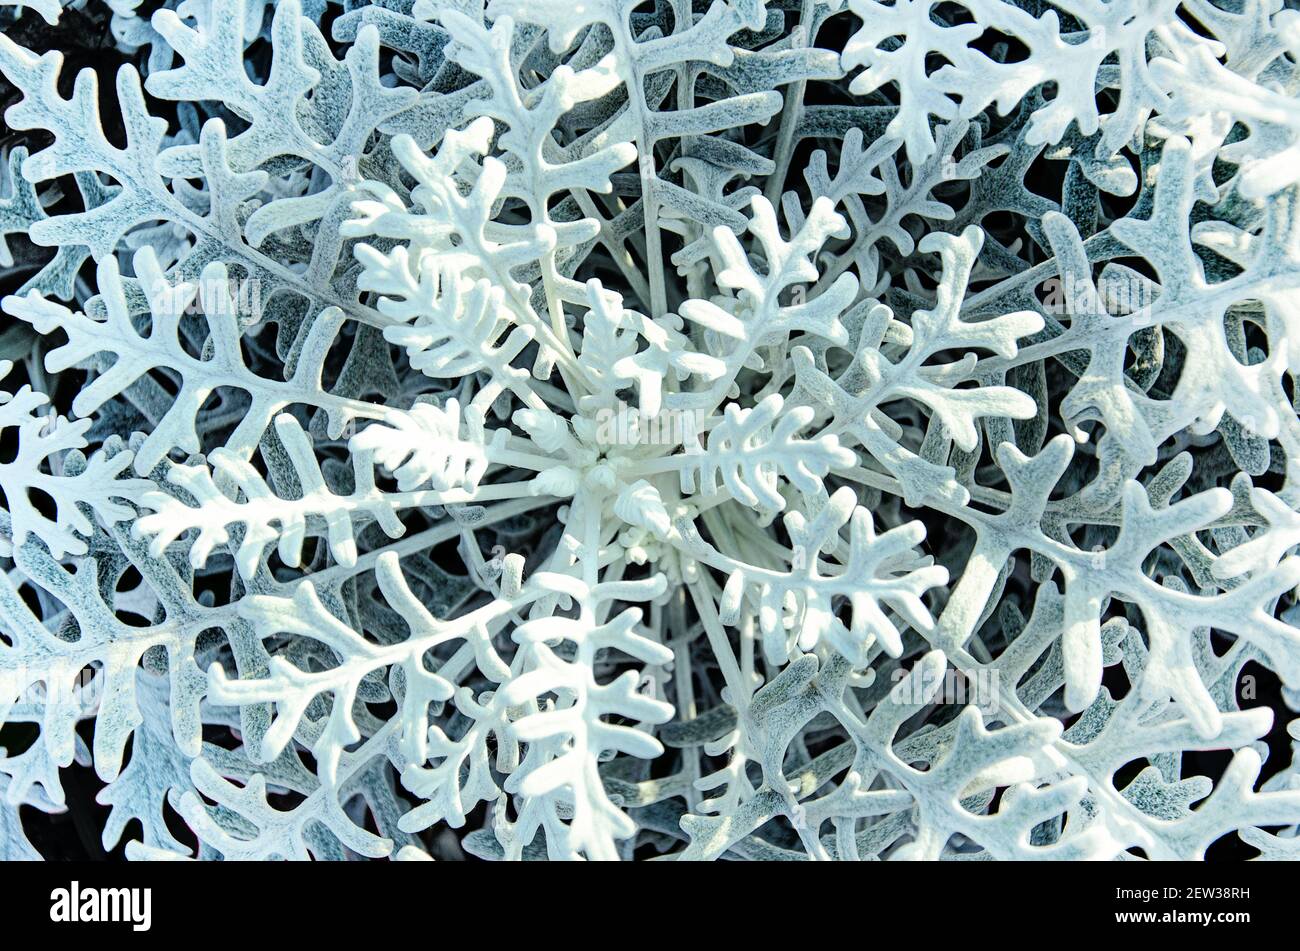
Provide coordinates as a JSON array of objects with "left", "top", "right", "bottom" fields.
[{"left": 1, "top": 0, "right": 1300, "bottom": 861}]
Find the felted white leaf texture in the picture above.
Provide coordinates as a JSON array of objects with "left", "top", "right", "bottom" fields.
[{"left": 0, "top": 0, "right": 1299, "bottom": 863}]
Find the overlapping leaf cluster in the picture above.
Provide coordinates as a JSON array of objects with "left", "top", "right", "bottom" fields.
[{"left": 1, "top": 0, "right": 1299, "bottom": 861}]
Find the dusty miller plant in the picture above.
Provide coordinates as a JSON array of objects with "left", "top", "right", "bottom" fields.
[{"left": 1, "top": 0, "right": 1300, "bottom": 862}]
